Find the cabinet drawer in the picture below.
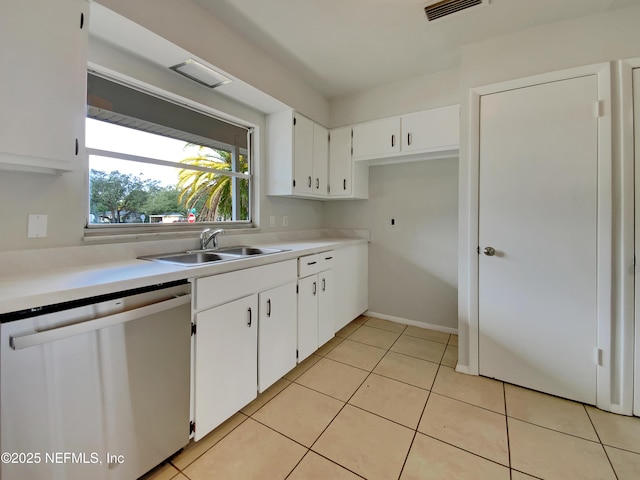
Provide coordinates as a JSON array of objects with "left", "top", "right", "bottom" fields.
[
  {"left": 298, "top": 254, "right": 320, "bottom": 277},
  {"left": 298, "top": 251, "right": 334, "bottom": 277},
  {"left": 194, "top": 260, "right": 297, "bottom": 311}
]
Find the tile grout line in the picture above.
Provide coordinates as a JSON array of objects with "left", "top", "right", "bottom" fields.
[
  {"left": 168, "top": 413, "right": 249, "bottom": 473},
  {"left": 303, "top": 327, "right": 410, "bottom": 478},
  {"left": 583, "top": 404, "right": 620, "bottom": 480},
  {"left": 396, "top": 360, "right": 440, "bottom": 480},
  {"left": 503, "top": 382, "right": 513, "bottom": 480}
]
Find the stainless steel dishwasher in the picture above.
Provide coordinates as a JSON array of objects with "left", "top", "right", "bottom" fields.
[{"left": 0, "top": 280, "right": 192, "bottom": 480}]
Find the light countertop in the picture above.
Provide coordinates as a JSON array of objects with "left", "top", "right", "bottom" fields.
[{"left": 0, "top": 236, "right": 367, "bottom": 315}]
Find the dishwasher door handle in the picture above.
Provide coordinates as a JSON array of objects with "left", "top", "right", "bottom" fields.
[{"left": 10, "top": 294, "right": 191, "bottom": 350}]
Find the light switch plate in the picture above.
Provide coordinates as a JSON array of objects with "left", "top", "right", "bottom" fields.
[{"left": 28, "top": 214, "right": 48, "bottom": 238}]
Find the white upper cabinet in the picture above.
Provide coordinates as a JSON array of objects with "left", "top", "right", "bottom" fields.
[
  {"left": 0, "top": 0, "right": 88, "bottom": 173},
  {"left": 328, "top": 126, "right": 369, "bottom": 199},
  {"left": 293, "top": 113, "right": 314, "bottom": 194},
  {"left": 352, "top": 105, "right": 460, "bottom": 164},
  {"left": 352, "top": 117, "right": 401, "bottom": 160},
  {"left": 267, "top": 111, "right": 329, "bottom": 199},
  {"left": 401, "top": 105, "right": 459, "bottom": 153},
  {"left": 312, "top": 123, "right": 329, "bottom": 195}
]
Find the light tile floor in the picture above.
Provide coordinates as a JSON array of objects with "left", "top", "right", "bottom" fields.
[{"left": 142, "top": 316, "right": 640, "bottom": 480}]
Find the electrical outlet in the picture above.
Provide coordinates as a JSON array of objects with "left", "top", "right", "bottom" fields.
[
  {"left": 269, "top": 215, "right": 276, "bottom": 228},
  {"left": 283, "top": 216, "right": 288, "bottom": 227}
]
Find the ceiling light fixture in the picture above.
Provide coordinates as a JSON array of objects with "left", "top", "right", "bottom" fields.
[{"left": 170, "top": 59, "right": 232, "bottom": 88}]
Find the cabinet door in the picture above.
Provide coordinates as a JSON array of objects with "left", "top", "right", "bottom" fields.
[
  {"left": 313, "top": 123, "right": 329, "bottom": 195},
  {"left": 297, "top": 275, "right": 319, "bottom": 362},
  {"left": 0, "top": 0, "right": 87, "bottom": 171},
  {"left": 333, "top": 244, "right": 369, "bottom": 331},
  {"left": 293, "top": 114, "right": 314, "bottom": 194},
  {"left": 401, "top": 105, "right": 459, "bottom": 153},
  {"left": 329, "top": 126, "right": 352, "bottom": 197},
  {"left": 352, "top": 117, "right": 401, "bottom": 160},
  {"left": 318, "top": 269, "right": 335, "bottom": 347},
  {"left": 194, "top": 294, "right": 258, "bottom": 440},
  {"left": 258, "top": 282, "right": 297, "bottom": 392}
]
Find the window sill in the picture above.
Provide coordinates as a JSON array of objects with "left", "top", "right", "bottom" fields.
[{"left": 83, "top": 225, "right": 258, "bottom": 245}]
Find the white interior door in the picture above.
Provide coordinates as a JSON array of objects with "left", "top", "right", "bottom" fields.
[
  {"left": 634, "top": 68, "right": 640, "bottom": 416},
  {"left": 478, "top": 75, "right": 599, "bottom": 404}
]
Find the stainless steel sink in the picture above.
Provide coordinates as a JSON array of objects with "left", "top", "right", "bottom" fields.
[
  {"left": 217, "top": 246, "right": 288, "bottom": 256},
  {"left": 139, "top": 251, "right": 238, "bottom": 266},
  {"left": 138, "top": 246, "right": 288, "bottom": 266}
]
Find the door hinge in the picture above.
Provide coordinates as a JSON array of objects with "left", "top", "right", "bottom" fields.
[
  {"left": 594, "top": 100, "right": 603, "bottom": 118},
  {"left": 191, "top": 323, "right": 197, "bottom": 336},
  {"left": 189, "top": 421, "right": 196, "bottom": 435},
  {"left": 595, "top": 348, "right": 603, "bottom": 366}
]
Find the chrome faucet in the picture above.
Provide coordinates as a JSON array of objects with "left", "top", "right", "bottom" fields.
[{"left": 200, "top": 228, "right": 225, "bottom": 250}]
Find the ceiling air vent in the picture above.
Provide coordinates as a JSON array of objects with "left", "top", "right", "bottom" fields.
[{"left": 424, "top": 0, "right": 486, "bottom": 22}]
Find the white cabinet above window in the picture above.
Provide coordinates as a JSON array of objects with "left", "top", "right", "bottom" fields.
[
  {"left": 0, "top": 0, "right": 88, "bottom": 174},
  {"left": 352, "top": 105, "right": 460, "bottom": 165}
]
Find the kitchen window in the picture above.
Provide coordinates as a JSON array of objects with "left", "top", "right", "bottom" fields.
[{"left": 86, "top": 73, "right": 252, "bottom": 229}]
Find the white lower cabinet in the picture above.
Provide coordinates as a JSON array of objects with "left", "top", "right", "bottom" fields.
[
  {"left": 258, "top": 282, "right": 297, "bottom": 393},
  {"left": 297, "top": 253, "right": 335, "bottom": 362},
  {"left": 333, "top": 243, "right": 369, "bottom": 331},
  {"left": 193, "top": 294, "right": 258, "bottom": 441},
  {"left": 192, "top": 260, "right": 297, "bottom": 440}
]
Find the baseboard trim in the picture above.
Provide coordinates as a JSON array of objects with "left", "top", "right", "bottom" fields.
[
  {"left": 364, "top": 311, "right": 458, "bottom": 335},
  {"left": 454, "top": 364, "right": 472, "bottom": 375}
]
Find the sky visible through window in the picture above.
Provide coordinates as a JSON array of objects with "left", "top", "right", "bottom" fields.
[{"left": 86, "top": 118, "right": 200, "bottom": 187}]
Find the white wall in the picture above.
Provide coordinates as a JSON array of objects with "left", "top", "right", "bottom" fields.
[
  {"left": 326, "top": 69, "right": 462, "bottom": 330},
  {"left": 330, "top": 68, "right": 460, "bottom": 128},
  {"left": 0, "top": 18, "right": 325, "bottom": 252},
  {"left": 456, "top": 4, "right": 640, "bottom": 370},
  {"left": 96, "top": 0, "right": 329, "bottom": 125},
  {"left": 324, "top": 159, "right": 459, "bottom": 329}
]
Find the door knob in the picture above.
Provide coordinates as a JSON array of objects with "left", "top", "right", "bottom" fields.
[{"left": 484, "top": 247, "right": 496, "bottom": 256}]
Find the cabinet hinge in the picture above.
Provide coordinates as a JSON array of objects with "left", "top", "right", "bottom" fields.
[
  {"left": 189, "top": 421, "right": 196, "bottom": 435},
  {"left": 594, "top": 100, "right": 603, "bottom": 118},
  {"left": 191, "top": 323, "right": 197, "bottom": 336},
  {"left": 293, "top": 117, "right": 297, "bottom": 126}
]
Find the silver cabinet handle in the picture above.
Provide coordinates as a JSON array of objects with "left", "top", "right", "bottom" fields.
[
  {"left": 484, "top": 247, "right": 496, "bottom": 256},
  {"left": 10, "top": 294, "right": 191, "bottom": 350},
  {"left": 391, "top": 134, "right": 395, "bottom": 147},
  {"left": 316, "top": 178, "right": 320, "bottom": 189},
  {"left": 312, "top": 281, "right": 317, "bottom": 296},
  {"left": 407, "top": 132, "right": 412, "bottom": 146},
  {"left": 247, "top": 307, "right": 252, "bottom": 326},
  {"left": 343, "top": 179, "right": 347, "bottom": 190},
  {"left": 266, "top": 299, "right": 271, "bottom": 317},
  {"left": 308, "top": 176, "right": 312, "bottom": 188},
  {"left": 322, "top": 278, "right": 326, "bottom": 292}
]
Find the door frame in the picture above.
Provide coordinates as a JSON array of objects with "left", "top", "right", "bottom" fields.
[
  {"left": 459, "top": 62, "right": 634, "bottom": 414},
  {"left": 621, "top": 57, "right": 640, "bottom": 416}
]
